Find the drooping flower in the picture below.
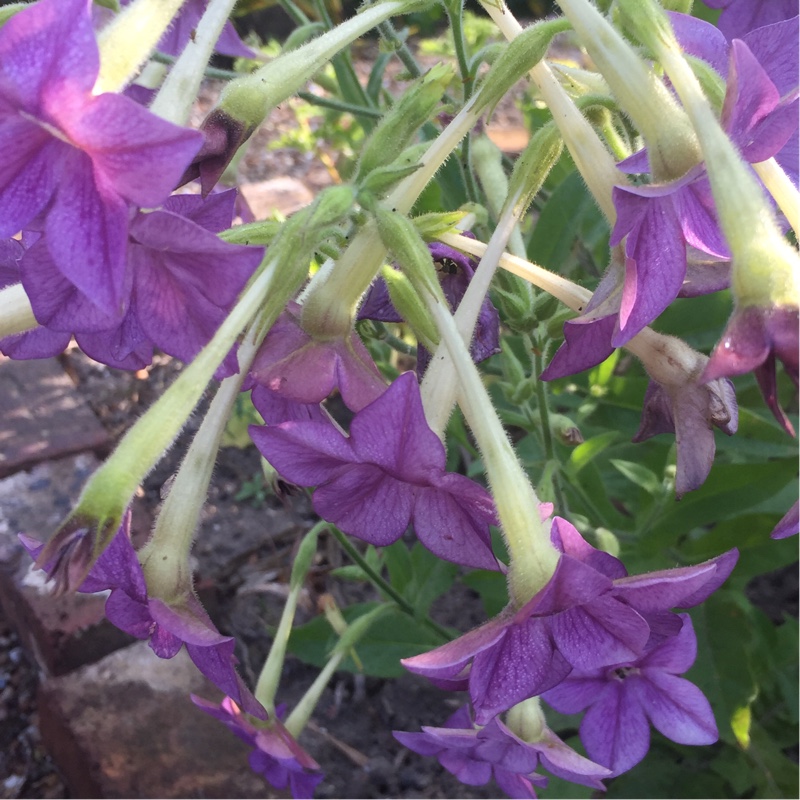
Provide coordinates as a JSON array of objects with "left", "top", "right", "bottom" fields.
[
  {"left": 192, "top": 696, "right": 324, "bottom": 799},
  {"left": 702, "top": 304, "right": 798, "bottom": 435},
  {"left": 633, "top": 375, "right": 738, "bottom": 497},
  {"left": 0, "top": 0, "right": 202, "bottom": 315},
  {"left": 394, "top": 705, "right": 611, "bottom": 799},
  {"left": 359, "top": 241, "right": 501, "bottom": 376},
  {"left": 20, "top": 517, "right": 265, "bottom": 719},
  {"left": 249, "top": 372, "right": 500, "bottom": 571},
  {"left": 542, "top": 614, "right": 718, "bottom": 776},
  {"left": 3, "top": 191, "right": 262, "bottom": 370},
  {"left": 402, "top": 516, "right": 737, "bottom": 725},
  {"left": 247, "top": 301, "right": 387, "bottom": 415}
]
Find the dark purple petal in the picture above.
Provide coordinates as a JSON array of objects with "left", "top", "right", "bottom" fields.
[
  {"left": 668, "top": 11, "right": 729, "bottom": 76},
  {"left": 639, "top": 613, "right": 698, "bottom": 674},
  {"left": 163, "top": 189, "right": 238, "bottom": 234},
  {"left": 541, "top": 673, "right": 607, "bottom": 714},
  {"left": 532, "top": 728, "right": 611, "bottom": 789},
  {"left": 470, "top": 619, "right": 570, "bottom": 724},
  {"left": 743, "top": 17, "right": 799, "bottom": 97},
  {"left": 44, "top": 149, "right": 130, "bottom": 314},
  {"left": 349, "top": 372, "right": 444, "bottom": 480},
  {"left": 66, "top": 93, "right": 201, "bottom": 209},
  {"left": 709, "top": 0, "right": 798, "bottom": 41},
  {"left": 0, "top": 0, "right": 96, "bottom": 110},
  {"left": 249, "top": 420, "right": 354, "bottom": 486},
  {"left": 723, "top": 41, "right": 798, "bottom": 163},
  {"left": 540, "top": 315, "right": 616, "bottom": 380},
  {"left": 250, "top": 385, "right": 327, "bottom": 425},
  {"left": 612, "top": 550, "right": 738, "bottom": 612},
  {"left": 551, "top": 595, "right": 649, "bottom": 670},
  {"left": 414, "top": 477, "right": 499, "bottom": 570},
  {"left": 0, "top": 326, "right": 71, "bottom": 359},
  {"left": 75, "top": 312, "right": 154, "bottom": 371},
  {"left": 549, "top": 516, "right": 628, "bottom": 579},
  {"left": 313, "top": 466, "right": 415, "bottom": 546}
]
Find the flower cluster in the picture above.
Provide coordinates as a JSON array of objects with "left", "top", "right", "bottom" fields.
[{"left": 4, "top": 0, "right": 797, "bottom": 798}]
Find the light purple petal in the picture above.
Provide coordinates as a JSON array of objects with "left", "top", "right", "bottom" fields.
[
  {"left": 639, "top": 613, "right": 698, "bottom": 674},
  {"left": 542, "top": 673, "right": 608, "bottom": 714},
  {"left": 579, "top": 681, "right": 651, "bottom": 775},
  {"left": 633, "top": 671, "right": 718, "bottom": 745},
  {"left": 771, "top": 501, "right": 799, "bottom": 539},
  {"left": 65, "top": 92, "right": 202, "bottom": 208},
  {"left": 743, "top": 17, "right": 799, "bottom": 97},
  {"left": 668, "top": 11, "right": 729, "bottom": 76}
]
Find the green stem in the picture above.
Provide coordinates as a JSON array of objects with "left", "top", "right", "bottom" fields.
[
  {"left": 297, "top": 91, "right": 383, "bottom": 119},
  {"left": 377, "top": 20, "right": 424, "bottom": 79},
  {"left": 284, "top": 650, "right": 345, "bottom": 736},
  {"left": 446, "top": 0, "right": 475, "bottom": 99},
  {"left": 327, "top": 526, "right": 452, "bottom": 642},
  {"left": 255, "top": 519, "right": 330, "bottom": 714},
  {"left": 278, "top": 0, "right": 310, "bottom": 26}
]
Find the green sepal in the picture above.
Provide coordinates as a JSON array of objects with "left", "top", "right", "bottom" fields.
[
  {"left": 331, "top": 604, "right": 394, "bottom": 657},
  {"left": 93, "top": 0, "right": 120, "bottom": 10},
  {"left": 374, "top": 208, "right": 446, "bottom": 305},
  {"left": 474, "top": 18, "right": 571, "bottom": 121},
  {"left": 282, "top": 22, "right": 327, "bottom": 53},
  {"left": 412, "top": 210, "right": 469, "bottom": 241},
  {"left": 503, "top": 123, "right": 563, "bottom": 219},
  {"left": 358, "top": 142, "right": 429, "bottom": 196},
  {"left": 290, "top": 526, "right": 322, "bottom": 590},
  {"left": 220, "top": 219, "right": 283, "bottom": 246},
  {"left": 382, "top": 265, "right": 441, "bottom": 351}
]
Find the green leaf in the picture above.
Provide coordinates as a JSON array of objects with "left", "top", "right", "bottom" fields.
[
  {"left": 609, "top": 458, "right": 661, "bottom": 496},
  {"left": 461, "top": 569, "right": 508, "bottom": 617},
  {"left": 287, "top": 602, "right": 443, "bottom": 678},
  {"left": 565, "top": 431, "right": 621, "bottom": 476},
  {"left": 689, "top": 592, "right": 758, "bottom": 747}
]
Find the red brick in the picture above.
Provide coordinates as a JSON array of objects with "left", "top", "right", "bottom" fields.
[
  {"left": 38, "top": 641, "right": 271, "bottom": 799},
  {"left": 0, "top": 356, "right": 109, "bottom": 478}
]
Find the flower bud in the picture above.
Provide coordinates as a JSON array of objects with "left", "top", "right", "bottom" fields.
[
  {"left": 356, "top": 63, "right": 455, "bottom": 183},
  {"left": 382, "top": 266, "right": 440, "bottom": 351}
]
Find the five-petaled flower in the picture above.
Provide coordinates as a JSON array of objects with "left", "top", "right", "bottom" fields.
[
  {"left": 542, "top": 614, "right": 718, "bottom": 776},
  {"left": 249, "top": 372, "right": 500, "bottom": 571},
  {"left": 0, "top": 0, "right": 202, "bottom": 316},
  {"left": 192, "top": 696, "right": 324, "bottom": 799}
]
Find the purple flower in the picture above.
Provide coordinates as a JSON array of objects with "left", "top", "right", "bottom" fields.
[
  {"left": 402, "top": 516, "right": 737, "bottom": 725},
  {"left": 192, "top": 696, "right": 324, "bottom": 799},
  {"left": 542, "top": 614, "right": 718, "bottom": 776},
  {"left": 703, "top": 0, "right": 798, "bottom": 40},
  {"left": 0, "top": 0, "right": 202, "bottom": 315},
  {"left": 247, "top": 302, "right": 387, "bottom": 414},
  {"left": 702, "top": 304, "right": 799, "bottom": 434},
  {"left": 359, "top": 241, "right": 501, "bottom": 376},
  {"left": 608, "top": 165, "right": 730, "bottom": 345},
  {"left": 249, "top": 372, "right": 500, "bottom": 571},
  {"left": 771, "top": 501, "right": 798, "bottom": 539},
  {"left": 20, "top": 517, "right": 265, "bottom": 719},
  {"left": 3, "top": 192, "right": 262, "bottom": 370},
  {"left": 394, "top": 705, "right": 611, "bottom": 799},
  {"left": 670, "top": 13, "right": 799, "bottom": 186}
]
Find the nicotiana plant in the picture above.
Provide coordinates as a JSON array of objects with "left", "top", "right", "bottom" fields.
[{"left": 1, "top": 0, "right": 797, "bottom": 797}]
